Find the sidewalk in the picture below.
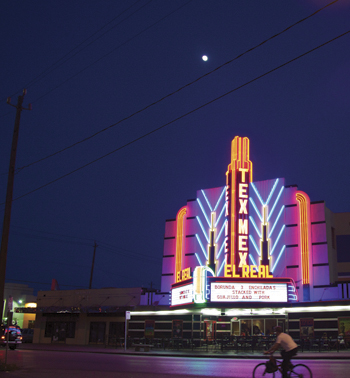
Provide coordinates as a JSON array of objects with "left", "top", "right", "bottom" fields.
[{"left": 18, "top": 343, "right": 350, "bottom": 359}]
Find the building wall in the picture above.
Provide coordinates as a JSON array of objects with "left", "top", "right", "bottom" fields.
[{"left": 34, "top": 287, "right": 143, "bottom": 345}]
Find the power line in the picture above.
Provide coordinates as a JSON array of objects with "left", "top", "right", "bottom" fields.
[
  {"left": 10, "top": 225, "right": 161, "bottom": 263},
  {"left": 14, "top": 0, "right": 339, "bottom": 174},
  {"left": 2, "top": 0, "right": 147, "bottom": 101},
  {"left": 6, "top": 29, "right": 350, "bottom": 204},
  {"left": 29, "top": 0, "right": 193, "bottom": 105},
  {"left": 11, "top": 225, "right": 95, "bottom": 243}
]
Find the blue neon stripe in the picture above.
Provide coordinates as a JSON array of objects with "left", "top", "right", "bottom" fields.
[
  {"left": 197, "top": 199, "right": 211, "bottom": 227},
  {"left": 265, "top": 178, "right": 279, "bottom": 206},
  {"left": 272, "top": 245, "right": 286, "bottom": 272},
  {"left": 217, "top": 259, "right": 226, "bottom": 276},
  {"left": 195, "top": 234, "right": 208, "bottom": 259},
  {"left": 249, "top": 216, "right": 262, "bottom": 238},
  {"left": 267, "top": 186, "right": 284, "bottom": 222},
  {"left": 249, "top": 197, "right": 263, "bottom": 222},
  {"left": 201, "top": 190, "right": 213, "bottom": 212},
  {"left": 213, "top": 187, "right": 226, "bottom": 212},
  {"left": 249, "top": 235, "right": 261, "bottom": 256},
  {"left": 215, "top": 220, "right": 226, "bottom": 243},
  {"left": 268, "top": 205, "right": 285, "bottom": 238},
  {"left": 249, "top": 254, "right": 257, "bottom": 266},
  {"left": 215, "top": 203, "right": 226, "bottom": 228},
  {"left": 216, "top": 240, "right": 225, "bottom": 259},
  {"left": 195, "top": 253, "right": 203, "bottom": 266},
  {"left": 269, "top": 225, "right": 285, "bottom": 255},
  {"left": 196, "top": 216, "right": 209, "bottom": 243},
  {"left": 250, "top": 182, "right": 265, "bottom": 206}
]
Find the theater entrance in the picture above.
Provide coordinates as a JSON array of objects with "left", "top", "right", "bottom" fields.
[{"left": 231, "top": 317, "right": 285, "bottom": 336}]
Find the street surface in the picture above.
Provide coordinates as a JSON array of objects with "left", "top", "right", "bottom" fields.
[{"left": 1, "top": 349, "right": 350, "bottom": 377}]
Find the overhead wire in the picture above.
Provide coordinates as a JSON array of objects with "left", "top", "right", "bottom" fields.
[
  {"left": 1, "top": 0, "right": 147, "bottom": 101},
  {"left": 0, "top": 0, "right": 192, "bottom": 120},
  {"left": 14, "top": 0, "right": 339, "bottom": 174},
  {"left": 29, "top": 0, "right": 193, "bottom": 105},
  {"left": 10, "top": 225, "right": 161, "bottom": 263},
  {"left": 5, "top": 29, "right": 350, "bottom": 205}
]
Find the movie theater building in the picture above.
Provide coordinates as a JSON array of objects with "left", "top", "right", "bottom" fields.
[{"left": 128, "top": 136, "right": 350, "bottom": 343}]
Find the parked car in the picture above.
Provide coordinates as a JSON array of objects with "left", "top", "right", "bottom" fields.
[
  {"left": 0, "top": 325, "right": 22, "bottom": 350},
  {"left": 21, "top": 328, "right": 34, "bottom": 343}
]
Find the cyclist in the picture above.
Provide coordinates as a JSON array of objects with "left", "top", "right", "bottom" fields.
[{"left": 264, "top": 326, "right": 298, "bottom": 378}]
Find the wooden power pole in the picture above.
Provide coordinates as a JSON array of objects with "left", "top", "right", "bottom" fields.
[{"left": 0, "top": 89, "right": 31, "bottom": 322}]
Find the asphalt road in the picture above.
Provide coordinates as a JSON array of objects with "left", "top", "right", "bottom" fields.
[{"left": 1, "top": 349, "right": 350, "bottom": 377}]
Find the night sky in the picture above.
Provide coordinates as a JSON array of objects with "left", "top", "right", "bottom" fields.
[{"left": 1, "top": 0, "right": 350, "bottom": 295}]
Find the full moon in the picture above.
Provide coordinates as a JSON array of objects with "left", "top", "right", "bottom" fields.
[{"left": 202, "top": 55, "right": 208, "bottom": 61}]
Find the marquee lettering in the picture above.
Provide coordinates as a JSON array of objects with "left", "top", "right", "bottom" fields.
[{"left": 224, "top": 264, "right": 273, "bottom": 278}]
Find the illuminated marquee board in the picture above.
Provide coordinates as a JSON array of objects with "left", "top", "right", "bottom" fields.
[
  {"left": 171, "top": 283, "right": 193, "bottom": 306},
  {"left": 210, "top": 282, "right": 288, "bottom": 303}
]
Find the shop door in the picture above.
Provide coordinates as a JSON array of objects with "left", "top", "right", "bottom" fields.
[
  {"left": 89, "top": 322, "right": 106, "bottom": 344},
  {"left": 108, "top": 322, "right": 124, "bottom": 346},
  {"left": 204, "top": 320, "right": 216, "bottom": 341},
  {"left": 52, "top": 322, "right": 67, "bottom": 343}
]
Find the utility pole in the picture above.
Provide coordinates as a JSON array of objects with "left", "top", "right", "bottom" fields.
[
  {"left": 89, "top": 241, "right": 97, "bottom": 289},
  {"left": 0, "top": 90, "right": 31, "bottom": 322}
]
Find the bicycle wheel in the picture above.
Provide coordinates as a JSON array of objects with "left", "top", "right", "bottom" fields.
[
  {"left": 289, "top": 363, "right": 312, "bottom": 378},
  {"left": 253, "top": 362, "right": 275, "bottom": 378}
]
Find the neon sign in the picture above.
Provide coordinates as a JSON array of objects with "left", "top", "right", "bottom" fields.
[
  {"left": 225, "top": 136, "right": 252, "bottom": 272},
  {"left": 175, "top": 207, "right": 187, "bottom": 282},
  {"left": 224, "top": 264, "right": 273, "bottom": 278},
  {"left": 296, "top": 191, "right": 311, "bottom": 285}
]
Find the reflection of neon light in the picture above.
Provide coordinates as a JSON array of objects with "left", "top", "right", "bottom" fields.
[
  {"left": 272, "top": 245, "right": 286, "bottom": 272},
  {"left": 196, "top": 216, "right": 209, "bottom": 243},
  {"left": 249, "top": 235, "right": 261, "bottom": 256},
  {"left": 201, "top": 190, "right": 213, "bottom": 212},
  {"left": 269, "top": 225, "right": 285, "bottom": 255},
  {"left": 215, "top": 221, "right": 226, "bottom": 243},
  {"left": 267, "top": 186, "right": 284, "bottom": 222},
  {"left": 268, "top": 205, "right": 285, "bottom": 238},
  {"left": 216, "top": 240, "right": 225, "bottom": 259},
  {"left": 249, "top": 197, "right": 263, "bottom": 222},
  {"left": 175, "top": 207, "right": 187, "bottom": 281},
  {"left": 217, "top": 259, "right": 226, "bottom": 276},
  {"left": 296, "top": 191, "right": 311, "bottom": 285},
  {"left": 249, "top": 216, "right": 262, "bottom": 238},
  {"left": 265, "top": 178, "right": 279, "bottom": 206},
  {"left": 215, "top": 203, "right": 226, "bottom": 227},
  {"left": 214, "top": 186, "right": 226, "bottom": 212},
  {"left": 197, "top": 198, "right": 211, "bottom": 227},
  {"left": 195, "top": 234, "right": 208, "bottom": 259}
]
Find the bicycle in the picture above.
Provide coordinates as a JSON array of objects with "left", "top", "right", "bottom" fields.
[{"left": 253, "top": 355, "right": 312, "bottom": 378}]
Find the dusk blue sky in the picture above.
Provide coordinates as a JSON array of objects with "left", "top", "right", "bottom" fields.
[{"left": 1, "top": 0, "right": 349, "bottom": 294}]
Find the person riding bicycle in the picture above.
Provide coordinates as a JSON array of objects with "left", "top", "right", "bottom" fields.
[{"left": 264, "top": 326, "right": 298, "bottom": 378}]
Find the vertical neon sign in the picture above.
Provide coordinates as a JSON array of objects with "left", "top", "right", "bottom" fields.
[
  {"left": 225, "top": 137, "right": 253, "bottom": 272},
  {"left": 175, "top": 206, "right": 187, "bottom": 282},
  {"left": 296, "top": 192, "right": 311, "bottom": 285}
]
